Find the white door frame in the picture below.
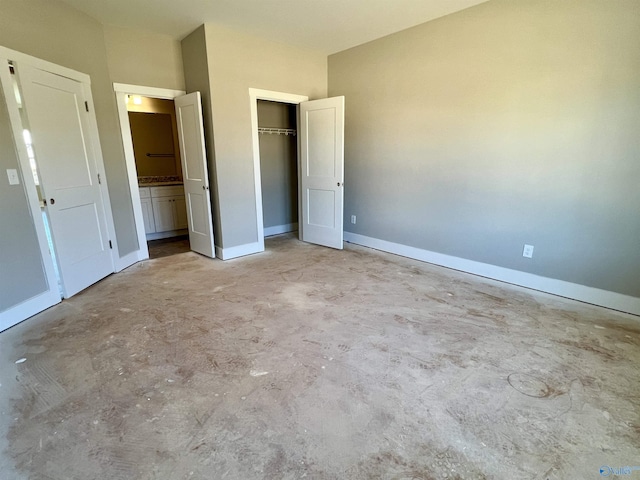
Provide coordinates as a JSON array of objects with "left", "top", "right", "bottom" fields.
[
  {"left": 249, "top": 88, "right": 308, "bottom": 252},
  {"left": 113, "top": 83, "right": 186, "bottom": 270}
]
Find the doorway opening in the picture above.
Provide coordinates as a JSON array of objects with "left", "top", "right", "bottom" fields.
[
  {"left": 257, "top": 100, "right": 299, "bottom": 243},
  {"left": 249, "top": 89, "right": 309, "bottom": 253},
  {"left": 125, "top": 94, "right": 190, "bottom": 260}
]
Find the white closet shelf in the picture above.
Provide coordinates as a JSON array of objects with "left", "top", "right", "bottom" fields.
[{"left": 258, "top": 127, "right": 296, "bottom": 136}]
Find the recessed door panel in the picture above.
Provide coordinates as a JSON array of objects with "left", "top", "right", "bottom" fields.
[
  {"left": 54, "top": 203, "right": 105, "bottom": 263},
  {"left": 187, "top": 192, "right": 208, "bottom": 235},
  {"left": 28, "top": 83, "right": 92, "bottom": 188},
  {"left": 307, "top": 108, "right": 336, "bottom": 178},
  {"left": 308, "top": 189, "right": 335, "bottom": 227}
]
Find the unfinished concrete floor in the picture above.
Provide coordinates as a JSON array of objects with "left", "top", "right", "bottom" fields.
[{"left": 1, "top": 234, "right": 639, "bottom": 479}]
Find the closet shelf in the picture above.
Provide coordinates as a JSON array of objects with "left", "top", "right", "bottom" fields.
[{"left": 258, "top": 127, "right": 296, "bottom": 136}]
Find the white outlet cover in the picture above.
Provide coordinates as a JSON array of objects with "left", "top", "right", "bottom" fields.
[
  {"left": 6, "top": 169, "right": 20, "bottom": 185},
  {"left": 523, "top": 244, "right": 534, "bottom": 258}
]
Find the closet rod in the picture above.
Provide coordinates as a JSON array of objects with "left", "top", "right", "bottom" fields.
[{"left": 258, "top": 127, "right": 296, "bottom": 136}]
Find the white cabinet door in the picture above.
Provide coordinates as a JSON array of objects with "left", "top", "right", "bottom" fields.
[
  {"left": 175, "top": 92, "right": 215, "bottom": 258},
  {"left": 140, "top": 197, "right": 155, "bottom": 234},
  {"left": 299, "top": 96, "right": 345, "bottom": 250},
  {"left": 173, "top": 196, "right": 188, "bottom": 230},
  {"left": 18, "top": 64, "right": 113, "bottom": 297},
  {"left": 152, "top": 197, "right": 176, "bottom": 233}
]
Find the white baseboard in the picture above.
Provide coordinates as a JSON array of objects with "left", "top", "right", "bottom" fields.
[
  {"left": 114, "top": 249, "right": 147, "bottom": 272},
  {"left": 215, "top": 241, "right": 263, "bottom": 260},
  {"left": 264, "top": 223, "right": 298, "bottom": 237},
  {"left": 145, "top": 229, "right": 188, "bottom": 241},
  {"left": 344, "top": 232, "right": 640, "bottom": 316},
  {"left": 0, "top": 290, "right": 61, "bottom": 333}
]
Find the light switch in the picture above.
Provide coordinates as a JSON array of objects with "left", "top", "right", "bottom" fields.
[{"left": 6, "top": 169, "right": 20, "bottom": 185}]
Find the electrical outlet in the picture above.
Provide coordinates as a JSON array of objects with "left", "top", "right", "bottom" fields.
[
  {"left": 523, "top": 244, "right": 534, "bottom": 258},
  {"left": 351, "top": 215, "right": 356, "bottom": 224},
  {"left": 6, "top": 169, "right": 20, "bottom": 185}
]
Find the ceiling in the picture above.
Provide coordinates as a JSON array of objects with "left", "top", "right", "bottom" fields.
[{"left": 58, "top": 0, "right": 489, "bottom": 55}]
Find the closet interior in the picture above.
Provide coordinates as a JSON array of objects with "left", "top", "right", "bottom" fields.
[{"left": 257, "top": 100, "right": 299, "bottom": 238}]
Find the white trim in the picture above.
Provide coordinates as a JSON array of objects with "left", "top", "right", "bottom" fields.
[
  {"left": 215, "top": 242, "right": 262, "bottom": 260},
  {"left": 264, "top": 223, "right": 298, "bottom": 237},
  {"left": 0, "top": 46, "right": 90, "bottom": 84},
  {"left": 81, "top": 82, "right": 117, "bottom": 274},
  {"left": 145, "top": 230, "right": 188, "bottom": 241},
  {"left": 0, "top": 290, "right": 60, "bottom": 333},
  {"left": 112, "top": 83, "right": 186, "bottom": 271},
  {"left": 114, "top": 250, "right": 144, "bottom": 272},
  {"left": 113, "top": 83, "right": 185, "bottom": 99},
  {"left": 249, "top": 88, "right": 308, "bottom": 254},
  {"left": 344, "top": 232, "right": 640, "bottom": 317}
]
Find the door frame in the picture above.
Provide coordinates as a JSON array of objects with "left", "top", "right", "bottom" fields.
[
  {"left": 249, "top": 88, "right": 308, "bottom": 252},
  {"left": 113, "top": 83, "right": 185, "bottom": 269}
]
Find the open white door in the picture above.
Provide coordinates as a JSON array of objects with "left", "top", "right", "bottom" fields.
[
  {"left": 299, "top": 96, "right": 345, "bottom": 249},
  {"left": 174, "top": 92, "right": 215, "bottom": 258},
  {"left": 17, "top": 64, "right": 114, "bottom": 298}
]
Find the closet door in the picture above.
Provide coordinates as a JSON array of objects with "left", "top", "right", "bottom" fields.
[
  {"left": 299, "top": 96, "right": 345, "bottom": 250},
  {"left": 17, "top": 63, "right": 114, "bottom": 298}
]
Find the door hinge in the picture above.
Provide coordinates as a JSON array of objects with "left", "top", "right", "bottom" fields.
[
  {"left": 85, "top": 101, "right": 89, "bottom": 112},
  {"left": 97, "top": 173, "right": 102, "bottom": 184},
  {"left": 109, "top": 240, "right": 113, "bottom": 249}
]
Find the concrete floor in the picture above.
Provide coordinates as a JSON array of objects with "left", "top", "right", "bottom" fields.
[
  {"left": 1, "top": 234, "right": 639, "bottom": 479},
  {"left": 147, "top": 235, "right": 191, "bottom": 260}
]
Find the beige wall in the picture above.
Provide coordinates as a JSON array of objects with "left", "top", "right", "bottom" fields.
[
  {"left": 0, "top": 0, "right": 139, "bottom": 258},
  {"left": 0, "top": 77, "right": 48, "bottom": 311},
  {"left": 199, "top": 24, "right": 327, "bottom": 249},
  {"left": 103, "top": 25, "right": 185, "bottom": 91},
  {"left": 181, "top": 26, "right": 221, "bottom": 244},
  {"left": 329, "top": 0, "right": 640, "bottom": 297},
  {"left": 127, "top": 97, "right": 182, "bottom": 177}
]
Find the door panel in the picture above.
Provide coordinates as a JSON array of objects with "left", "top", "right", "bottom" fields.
[
  {"left": 299, "top": 96, "right": 345, "bottom": 249},
  {"left": 175, "top": 92, "right": 215, "bottom": 258},
  {"left": 308, "top": 189, "right": 336, "bottom": 227},
  {"left": 18, "top": 64, "right": 113, "bottom": 298},
  {"left": 307, "top": 108, "right": 337, "bottom": 177}
]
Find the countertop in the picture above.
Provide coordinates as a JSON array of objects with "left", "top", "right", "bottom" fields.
[
  {"left": 138, "top": 176, "right": 183, "bottom": 187},
  {"left": 138, "top": 181, "right": 184, "bottom": 187}
]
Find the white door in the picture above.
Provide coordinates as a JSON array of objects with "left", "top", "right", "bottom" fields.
[
  {"left": 174, "top": 92, "right": 215, "bottom": 258},
  {"left": 299, "top": 96, "right": 345, "bottom": 249},
  {"left": 17, "top": 64, "right": 114, "bottom": 298}
]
